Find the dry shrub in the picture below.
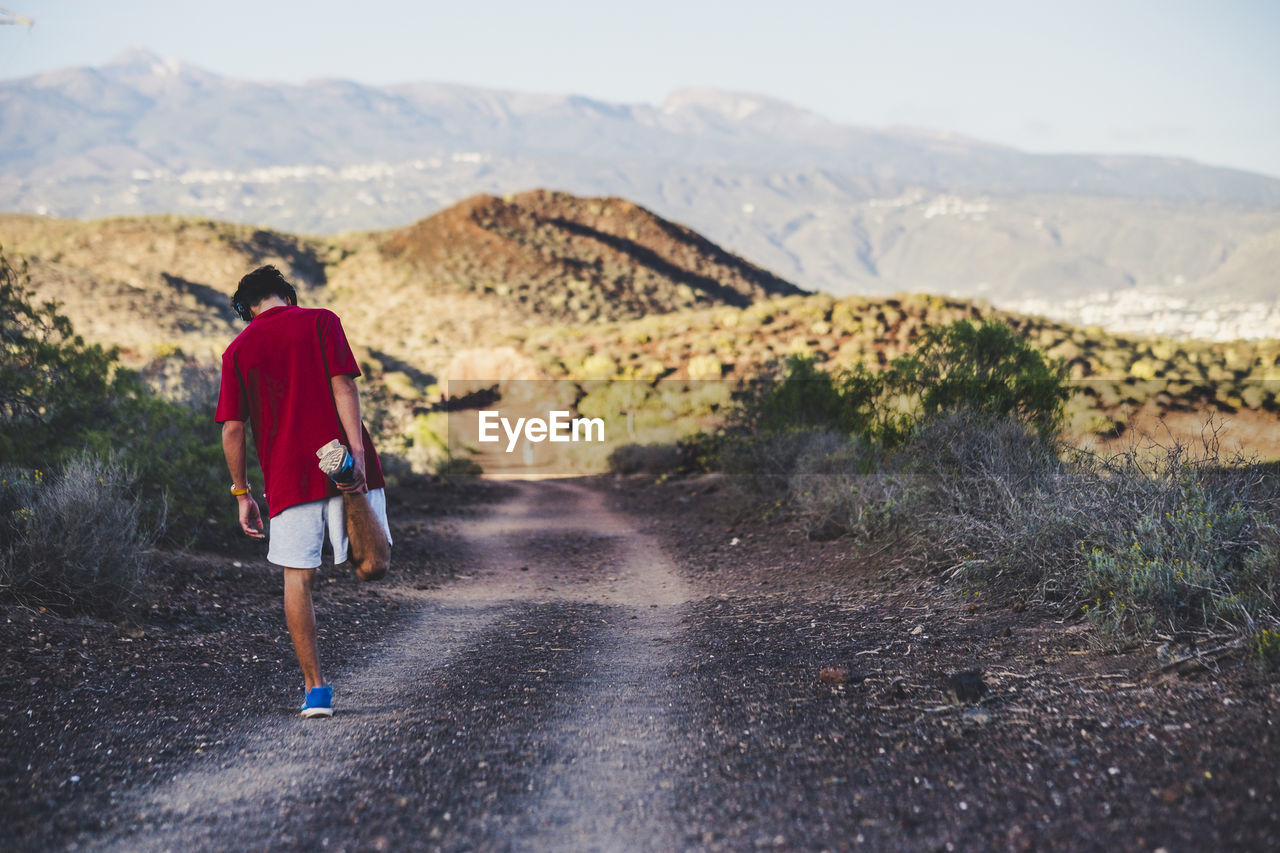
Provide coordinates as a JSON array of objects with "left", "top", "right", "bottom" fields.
[
  {"left": 714, "top": 430, "right": 836, "bottom": 502},
  {"left": 904, "top": 414, "right": 1280, "bottom": 642},
  {"left": 787, "top": 432, "right": 912, "bottom": 541},
  {"left": 608, "top": 443, "right": 687, "bottom": 476},
  {"left": 902, "top": 413, "right": 1068, "bottom": 585},
  {"left": 732, "top": 410, "right": 1280, "bottom": 646},
  {"left": 0, "top": 455, "right": 155, "bottom": 616}
]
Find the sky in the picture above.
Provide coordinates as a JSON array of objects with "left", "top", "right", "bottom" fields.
[{"left": 2, "top": 0, "right": 1278, "bottom": 178}]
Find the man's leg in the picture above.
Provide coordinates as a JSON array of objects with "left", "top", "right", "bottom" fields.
[
  {"left": 344, "top": 492, "right": 390, "bottom": 581},
  {"left": 283, "top": 568, "right": 325, "bottom": 691}
]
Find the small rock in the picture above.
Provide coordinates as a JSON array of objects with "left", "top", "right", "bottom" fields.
[
  {"left": 963, "top": 707, "right": 992, "bottom": 725},
  {"left": 807, "top": 521, "right": 846, "bottom": 542},
  {"left": 819, "top": 666, "right": 848, "bottom": 685},
  {"left": 945, "top": 670, "right": 988, "bottom": 704},
  {"left": 910, "top": 625, "right": 924, "bottom": 635},
  {"left": 115, "top": 623, "right": 145, "bottom": 640}
]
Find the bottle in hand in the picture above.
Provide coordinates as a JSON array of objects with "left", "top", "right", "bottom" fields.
[{"left": 316, "top": 439, "right": 356, "bottom": 485}]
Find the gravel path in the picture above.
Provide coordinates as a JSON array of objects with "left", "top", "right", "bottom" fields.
[{"left": 91, "top": 480, "right": 700, "bottom": 852}]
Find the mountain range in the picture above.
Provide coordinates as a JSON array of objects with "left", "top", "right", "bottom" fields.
[{"left": 3, "top": 49, "right": 1279, "bottom": 339}]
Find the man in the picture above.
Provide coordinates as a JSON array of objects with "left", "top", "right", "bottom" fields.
[{"left": 215, "top": 265, "right": 391, "bottom": 719}]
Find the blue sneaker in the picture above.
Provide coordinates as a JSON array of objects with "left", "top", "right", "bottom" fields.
[{"left": 300, "top": 685, "right": 333, "bottom": 718}]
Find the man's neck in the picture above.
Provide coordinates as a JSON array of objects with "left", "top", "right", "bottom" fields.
[{"left": 250, "top": 295, "right": 289, "bottom": 318}]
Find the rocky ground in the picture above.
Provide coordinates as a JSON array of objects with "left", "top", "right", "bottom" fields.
[{"left": 1, "top": 475, "right": 1276, "bottom": 852}]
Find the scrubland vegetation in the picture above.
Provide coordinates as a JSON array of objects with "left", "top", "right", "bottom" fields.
[
  {"left": 632, "top": 318, "right": 1280, "bottom": 666},
  {"left": 0, "top": 250, "right": 229, "bottom": 616},
  {"left": 4, "top": 201, "right": 1279, "bottom": 667},
  {"left": 524, "top": 290, "right": 1280, "bottom": 444}
]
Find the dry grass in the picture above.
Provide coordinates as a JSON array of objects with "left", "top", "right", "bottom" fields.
[
  {"left": 0, "top": 455, "right": 155, "bottom": 617},
  {"left": 728, "top": 413, "right": 1280, "bottom": 648}
]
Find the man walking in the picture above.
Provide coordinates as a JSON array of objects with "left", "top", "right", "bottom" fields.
[{"left": 215, "top": 265, "right": 391, "bottom": 718}]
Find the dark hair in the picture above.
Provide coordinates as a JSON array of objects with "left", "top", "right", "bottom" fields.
[{"left": 231, "top": 265, "right": 298, "bottom": 321}]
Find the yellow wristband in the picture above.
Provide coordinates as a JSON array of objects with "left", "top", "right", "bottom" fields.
[{"left": 230, "top": 484, "right": 250, "bottom": 496}]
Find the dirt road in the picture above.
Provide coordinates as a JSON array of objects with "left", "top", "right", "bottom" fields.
[
  {"left": 5, "top": 478, "right": 1278, "bottom": 851},
  {"left": 71, "top": 481, "right": 698, "bottom": 852}
]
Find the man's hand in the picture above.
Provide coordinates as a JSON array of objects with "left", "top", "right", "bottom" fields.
[
  {"left": 330, "top": 375, "right": 371, "bottom": 493},
  {"left": 336, "top": 451, "right": 367, "bottom": 494},
  {"left": 222, "top": 419, "right": 264, "bottom": 538},
  {"left": 238, "top": 495, "right": 266, "bottom": 539}
]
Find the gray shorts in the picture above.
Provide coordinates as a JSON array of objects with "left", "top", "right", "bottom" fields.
[{"left": 267, "top": 489, "right": 392, "bottom": 569}]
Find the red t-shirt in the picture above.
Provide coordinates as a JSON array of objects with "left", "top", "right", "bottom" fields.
[{"left": 215, "top": 305, "right": 385, "bottom": 518}]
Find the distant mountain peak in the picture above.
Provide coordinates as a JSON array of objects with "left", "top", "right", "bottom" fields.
[
  {"left": 105, "top": 47, "right": 169, "bottom": 69},
  {"left": 102, "top": 47, "right": 207, "bottom": 81},
  {"left": 662, "top": 88, "right": 811, "bottom": 121}
]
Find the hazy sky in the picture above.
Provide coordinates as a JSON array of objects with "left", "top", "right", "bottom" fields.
[{"left": 3, "top": 0, "right": 1278, "bottom": 177}]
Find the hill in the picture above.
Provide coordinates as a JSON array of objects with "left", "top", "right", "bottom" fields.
[
  {"left": 516, "top": 291, "right": 1280, "bottom": 453},
  {"left": 5, "top": 51, "right": 1280, "bottom": 339},
  {"left": 379, "top": 190, "right": 803, "bottom": 323},
  {"left": 0, "top": 214, "right": 330, "bottom": 362},
  {"left": 3, "top": 196, "right": 1278, "bottom": 459},
  {"left": 0, "top": 190, "right": 804, "bottom": 370}
]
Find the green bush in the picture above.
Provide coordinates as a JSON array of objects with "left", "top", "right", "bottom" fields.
[
  {"left": 726, "top": 320, "right": 1068, "bottom": 449},
  {"left": 729, "top": 355, "right": 882, "bottom": 439},
  {"left": 712, "top": 322, "right": 1071, "bottom": 537},
  {"left": 98, "top": 365, "right": 231, "bottom": 542},
  {"left": 0, "top": 249, "right": 229, "bottom": 545},
  {"left": 0, "top": 455, "right": 154, "bottom": 616},
  {"left": 0, "top": 250, "right": 121, "bottom": 464},
  {"left": 880, "top": 319, "right": 1070, "bottom": 442}
]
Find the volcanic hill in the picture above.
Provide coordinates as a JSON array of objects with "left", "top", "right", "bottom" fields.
[{"left": 378, "top": 190, "right": 804, "bottom": 323}]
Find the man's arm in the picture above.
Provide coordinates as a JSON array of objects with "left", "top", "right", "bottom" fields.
[
  {"left": 331, "top": 374, "right": 368, "bottom": 493},
  {"left": 222, "top": 420, "right": 265, "bottom": 539}
]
